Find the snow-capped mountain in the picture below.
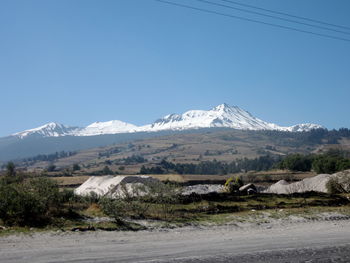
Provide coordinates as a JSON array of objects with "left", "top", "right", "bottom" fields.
[
  {"left": 10, "top": 104, "right": 323, "bottom": 139},
  {"left": 284, "top": 123, "right": 324, "bottom": 132},
  {"left": 13, "top": 122, "right": 79, "bottom": 139},
  {"left": 138, "top": 104, "right": 323, "bottom": 132},
  {"left": 139, "top": 103, "right": 282, "bottom": 132},
  {"left": 12, "top": 120, "right": 138, "bottom": 139},
  {"left": 75, "top": 120, "right": 138, "bottom": 136}
]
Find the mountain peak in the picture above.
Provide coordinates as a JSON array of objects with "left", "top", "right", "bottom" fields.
[
  {"left": 212, "top": 103, "right": 231, "bottom": 111},
  {"left": 75, "top": 120, "right": 138, "bottom": 136},
  {"left": 9, "top": 103, "right": 324, "bottom": 139}
]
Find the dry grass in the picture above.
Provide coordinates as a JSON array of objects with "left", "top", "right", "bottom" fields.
[
  {"left": 52, "top": 176, "right": 90, "bottom": 187},
  {"left": 147, "top": 174, "right": 185, "bottom": 182}
]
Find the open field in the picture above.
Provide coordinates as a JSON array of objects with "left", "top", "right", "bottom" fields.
[{"left": 52, "top": 175, "right": 91, "bottom": 187}]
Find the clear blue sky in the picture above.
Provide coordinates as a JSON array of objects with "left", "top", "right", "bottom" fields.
[{"left": 1, "top": 0, "right": 350, "bottom": 136}]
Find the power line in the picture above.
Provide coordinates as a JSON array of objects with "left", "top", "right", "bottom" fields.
[
  {"left": 220, "top": 0, "right": 350, "bottom": 31},
  {"left": 155, "top": 0, "right": 350, "bottom": 43},
  {"left": 196, "top": 0, "right": 350, "bottom": 35}
]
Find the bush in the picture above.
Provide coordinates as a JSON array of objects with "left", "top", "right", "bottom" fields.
[
  {"left": 47, "top": 164, "right": 56, "bottom": 172},
  {"left": 6, "top": 162, "right": 16, "bottom": 176},
  {"left": 99, "top": 181, "right": 180, "bottom": 223},
  {"left": 73, "top": 163, "right": 81, "bottom": 171},
  {"left": 99, "top": 183, "right": 152, "bottom": 224},
  {"left": 0, "top": 176, "right": 62, "bottom": 226},
  {"left": 224, "top": 177, "right": 244, "bottom": 193}
]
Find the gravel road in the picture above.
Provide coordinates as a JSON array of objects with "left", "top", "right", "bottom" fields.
[{"left": 1, "top": 220, "right": 350, "bottom": 262}]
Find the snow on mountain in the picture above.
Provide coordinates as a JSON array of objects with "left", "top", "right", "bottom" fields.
[
  {"left": 138, "top": 103, "right": 275, "bottom": 131},
  {"left": 138, "top": 103, "right": 322, "bottom": 132},
  {"left": 10, "top": 104, "right": 323, "bottom": 139},
  {"left": 282, "top": 123, "right": 324, "bottom": 132},
  {"left": 12, "top": 122, "right": 79, "bottom": 139},
  {"left": 12, "top": 120, "right": 139, "bottom": 138},
  {"left": 75, "top": 120, "right": 138, "bottom": 136}
]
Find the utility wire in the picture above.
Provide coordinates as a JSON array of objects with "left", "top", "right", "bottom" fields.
[
  {"left": 220, "top": 0, "right": 350, "bottom": 31},
  {"left": 196, "top": 0, "right": 350, "bottom": 35},
  {"left": 155, "top": 0, "right": 350, "bottom": 43}
]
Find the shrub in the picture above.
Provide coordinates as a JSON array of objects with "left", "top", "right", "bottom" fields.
[
  {"left": 224, "top": 177, "right": 244, "bottom": 193},
  {"left": 73, "top": 163, "right": 81, "bottom": 171},
  {"left": 99, "top": 181, "right": 180, "bottom": 223},
  {"left": 47, "top": 164, "right": 56, "bottom": 172},
  {"left": 6, "top": 162, "right": 16, "bottom": 176},
  {"left": 99, "top": 183, "right": 152, "bottom": 224},
  {"left": 0, "top": 176, "right": 62, "bottom": 226},
  {"left": 147, "top": 181, "right": 179, "bottom": 219}
]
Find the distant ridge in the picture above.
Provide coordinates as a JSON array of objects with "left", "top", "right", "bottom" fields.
[{"left": 10, "top": 103, "right": 323, "bottom": 139}]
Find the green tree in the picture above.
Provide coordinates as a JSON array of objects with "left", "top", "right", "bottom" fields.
[
  {"left": 102, "top": 166, "right": 113, "bottom": 175},
  {"left": 224, "top": 176, "right": 244, "bottom": 193},
  {"left": 6, "top": 162, "right": 16, "bottom": 176},
  {"left": 0, "top": 177, "right": 62, "bottom": 226},
  {"left": 279, "top": 154, "right": 312, "bottom": 172},
  {"left": 72, "top": 163, "right": 81, "bottom": 171},
  {"left": 47, "top": 164, "right": 56, "bottom": 172}
]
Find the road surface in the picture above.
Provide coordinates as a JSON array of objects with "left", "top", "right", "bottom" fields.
[{"left": 1, "top": 220, "right": 350, "bottom": 262}]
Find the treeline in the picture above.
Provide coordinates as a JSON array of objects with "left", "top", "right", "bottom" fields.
[
  {"left": 278, "top": 149, "right": 350, "bottom": 174},
  {"left": 103, "top": 155, "right": 147, "bottom": 166},
  {"left": 17, "top": 151, "right": 76, "bottom": 165},
  {"left": 139, "top": 149, "right": 350, "bottom": 175},
  {"left": 253, "top": 128, "right": 350, "bottom": 147},
  {"left": 140, "top": 155, "right": 282, "bottom": 175},
  {"left": 0, "top": 151, "right": 77, "bottom": 170}
]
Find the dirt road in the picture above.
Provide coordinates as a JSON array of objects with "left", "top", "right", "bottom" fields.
[{"left": 1, "top": 220, "right": 350, "bottom": 262}]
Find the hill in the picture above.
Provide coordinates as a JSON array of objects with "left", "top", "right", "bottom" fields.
[{"left": 14, "top": 128, "right": 350, "bottom": 175}]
